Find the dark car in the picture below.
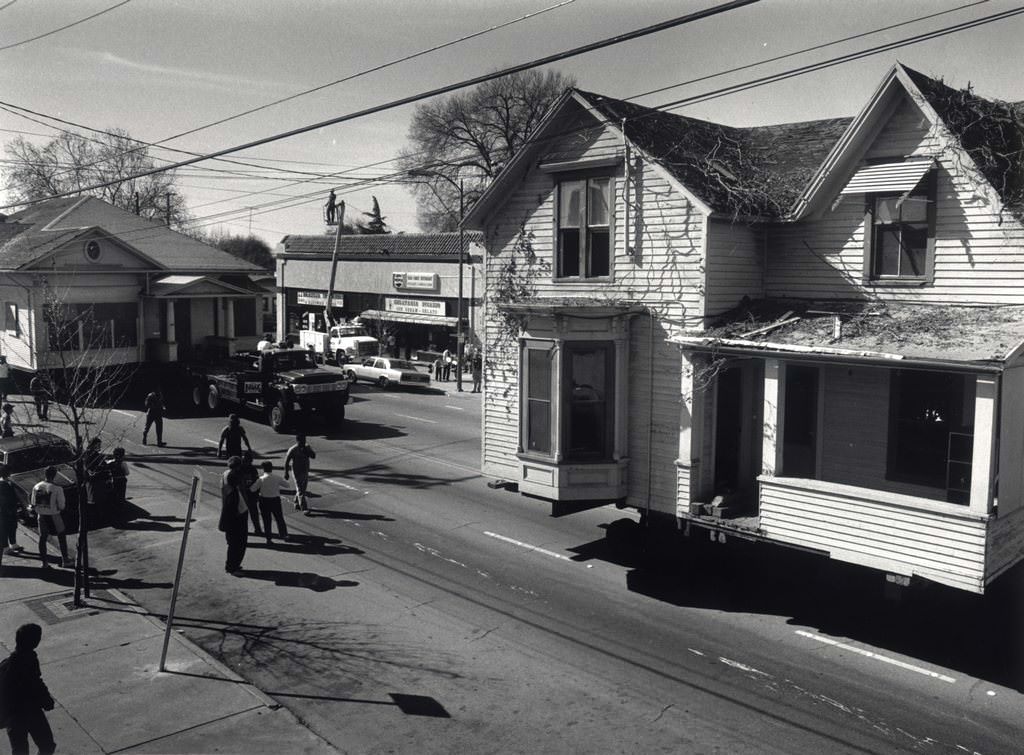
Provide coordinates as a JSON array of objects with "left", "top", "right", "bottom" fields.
[{"left": 0, "top": 432, "right": 80, "bottom": 529}]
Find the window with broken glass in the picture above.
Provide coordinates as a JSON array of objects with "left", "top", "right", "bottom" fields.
[{"left": 868, "top": 177, "right": 934, "bottom": 280}]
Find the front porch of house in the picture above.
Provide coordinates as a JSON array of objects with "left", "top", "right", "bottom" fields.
[{"left": 678, "top": 354, "right": 1000, "bottom": 592}]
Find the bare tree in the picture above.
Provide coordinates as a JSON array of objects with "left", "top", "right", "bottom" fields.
[
  {"left": 3, "top": 129, "right": 191, "bottom": 227},
  {"left": 37, "top": 283, "right": 138, "bottom": 605},
  {"left": 399, "top": 69, "right": 574, "bottom": 231}
]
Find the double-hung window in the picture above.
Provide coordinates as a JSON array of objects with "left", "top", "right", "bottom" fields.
[
  {"left": 864, "top": 169, "right": 936, "bottom": 282},
  {"left": 557, "top": 177, "right": 611, "bottom": 279}
]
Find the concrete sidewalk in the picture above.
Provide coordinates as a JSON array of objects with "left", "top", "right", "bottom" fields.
[{"left": 0, "top": 534, "right": 338, "bottom": 755}]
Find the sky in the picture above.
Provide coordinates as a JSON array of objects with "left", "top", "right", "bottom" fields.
[{"left": 1, "top": 0, "right": 1023, "bottom": 249}]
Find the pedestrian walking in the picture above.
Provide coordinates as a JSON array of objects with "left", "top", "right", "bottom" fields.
[
  {"left": 239, "top": 450, "right": 263, "bottom": 537},
  {"left": 0, "top": 465, "right": 23, "bottom": 566},
  {"left": 284, "top": 434, "right": 316, "bottom": 515},
  {"left": 441, "top": 348, "right": 452, "bottom": 381},
  {"left": 218, "top": 414, "right": 253, "bottom": 459},
  {"left": 218, "top": 456, "right": 248, "bottom": 575},
  {"left": 250, "top": 460, "right": 289, "bottom": 544},
  {"left": 0, "top": 356, "right": 13, "bottom": 404},
  {"left": 433, "top": 357, "right": 442, "bottom": 381},
  {"left": 471, "top": 351, "right": 482, "bottom": 393},
  {"left": 30, "top": 467, "right": 71, "bottom": 569},
  {"left": 106, "top": 447, "right": 129, "bottom": 519},
  {"left": 28, "top": 373, "right": 48, "bottom": 421},
  {"left": 0, "top": 403, "right": 13, "bottom": 438},
  {"left": 0, "top": 623, "right": 57, "bottom": 755},
  {"left": 142, "top": 389, "right": 166, "bottom": 446}
]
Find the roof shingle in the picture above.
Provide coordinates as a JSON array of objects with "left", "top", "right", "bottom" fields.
[{"left": 280, "top": 231, "right": 483, "bottom": 258}]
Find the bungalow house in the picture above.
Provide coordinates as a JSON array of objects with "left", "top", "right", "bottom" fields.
[
  {"left": 463, "top": 63, "right": 1024, "bottom": 594},
  {"left": 0, "top": 196, "right": 264, "bottom": 374}
]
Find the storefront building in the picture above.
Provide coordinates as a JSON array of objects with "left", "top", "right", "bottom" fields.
[{"left": 274, "top": 232, "right": 483, "bottom": 358}]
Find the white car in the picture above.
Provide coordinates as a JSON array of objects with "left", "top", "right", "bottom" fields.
[{"left": 345, "top": 357, "right": 432, "bottom": 389}]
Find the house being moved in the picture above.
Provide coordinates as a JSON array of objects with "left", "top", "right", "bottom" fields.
[{"left": 464, "top": 63, "right": 1024, "bottom": 594}]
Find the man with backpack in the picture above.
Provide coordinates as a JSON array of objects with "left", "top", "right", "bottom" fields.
[{"left": 0, "top": 623, "right": 57, "bottom": 755}]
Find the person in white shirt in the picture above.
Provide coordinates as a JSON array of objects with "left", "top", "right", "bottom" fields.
[
  {"left": 31, "top": 466, "right": 71, "bottom": 568},
  {"left": 256, "top": 333, "right": 274, "bottom": 352},
  {"left": 250, "top": 460, "right": 289, "bottom": 544}
]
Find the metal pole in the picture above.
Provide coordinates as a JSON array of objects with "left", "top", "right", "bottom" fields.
[
  {"left": 159, "top": 469, "right": 202, "bottom": 672},
  {"left": 456, "top": 180, "right": 464, "bottom": 393}
]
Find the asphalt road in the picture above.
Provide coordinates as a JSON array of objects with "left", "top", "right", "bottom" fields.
[{"left": 65, "top": 380, "right": 1024, "bottom": 753}]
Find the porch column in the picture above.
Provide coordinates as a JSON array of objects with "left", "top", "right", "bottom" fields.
[
  {"left": 678, "top": 352, "right": 703, "bottom": 503},
  {"left": 762, "top": 359, "right": 784, "bottom": 476},
  {"left": 969, "top": 375, "right": 998, "bottom": 515},
  {"left": 165, "top": 299, "right": 176, "bottom": 343},
  {"left": 612, "top": 315, "right": 629, "bottom": 460},
  {"left": 551, "top": 343, "right": 562, "bottom": 463},
  {"left": 225, "top": 298, "right": 236, "bottom": 339}
]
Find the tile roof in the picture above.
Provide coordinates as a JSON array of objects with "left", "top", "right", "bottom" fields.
[
  {"left": 0, "top": 196, "right": 261, "bottom": 272},
  {"left": 577, "top": 90, "right": 852, "bottom": 218},
  {"left": 693, "top": 298, "right": 1024, "bottom": 364},
  {"left": 279, "top": 231, "right": 484, "bottom": 257}
]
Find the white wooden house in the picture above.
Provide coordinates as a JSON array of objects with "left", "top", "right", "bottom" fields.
[
  {"left": 0, "top": 196, "right": 264, "bottom": 374},
  {"left": 464, "top": 63, "right": 1024, "bottom": 594}
]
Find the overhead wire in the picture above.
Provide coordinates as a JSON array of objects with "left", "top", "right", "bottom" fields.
[{"left": 0, "top": 0, "right": 133, "bottom": 53}]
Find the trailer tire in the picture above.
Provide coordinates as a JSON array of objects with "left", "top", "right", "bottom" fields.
[
  {"left": 191, "top": 383, "right": 208, "bottom": 411},
  {"left": 207, "top": 385, "right": 221, "bottom": 412},
  {"left": 269, "top": 399, "right": 289, "bottom": 433}
]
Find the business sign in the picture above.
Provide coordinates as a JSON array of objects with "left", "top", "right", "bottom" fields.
[
  {"left": 296, "top": 290, "right": 344, "bottom": 308},
  {"left": 392, "top": 272, "right": 439, "bottom": 291},
  {"left": 385, "top": 297, "right": 446, "bottom": 317}
]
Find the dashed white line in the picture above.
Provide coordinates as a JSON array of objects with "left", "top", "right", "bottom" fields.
[
  {"left": 444, "top": 405, "right": 465, "bottom": 411},
  {"left": 203, "top": 438, "right": 219, "bottom": 445},
  {"left": 795, "top": 630, "right": 956, "bottom": 683},
  {"left": 483, "top": 531, "right": 571, "bottom": 561},
  {"left": 112, "top": 409, "right": 135, "bottom": 417},
  {"left": 394, "top": 413, "right": 438, "bottom": 424},
  {"left": 324, "top": 478, "right": 359, "bottom": 492}
]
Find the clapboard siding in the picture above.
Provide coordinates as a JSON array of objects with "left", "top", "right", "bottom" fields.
[
  {"left": 987, "top": 507, "right": 1024, "bottom": 581},
  {"left": 760, "top": 477, "right": 988, "bottom": 591},
  {"left": 0, "top": 284, "right": 36, "bottom": 370},
  {"left": 482, "top": 117, "right": 706, "bottom": 499},
  {"left": 705, "top": 220, "right": 764, "bottom": 317},
  {"left": 767, "top": 94, "right": 1024, "bottom": 304}
]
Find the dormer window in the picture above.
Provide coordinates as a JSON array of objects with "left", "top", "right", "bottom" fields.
[{"left": 870, "top": 187, "right": 931, "bottom": 279}]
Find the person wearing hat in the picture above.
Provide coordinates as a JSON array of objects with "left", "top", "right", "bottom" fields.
[
  {"left": 1, "top": 623, "right": 57, "bottom": 755},
  {"left": 218, "top": 456, "right": 249, "bottom": 575}
]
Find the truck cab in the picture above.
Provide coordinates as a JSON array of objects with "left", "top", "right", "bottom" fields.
[{"left": 300, "top": 323, "right": 380, "bottom": 365}]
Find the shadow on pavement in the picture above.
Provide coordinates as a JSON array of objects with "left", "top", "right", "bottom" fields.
[
  {"left": 591, "top": 519, "right": 1024, "bottom": 692},
  {"left": 303, "top": 510, "right": 394, "bottom": 522},
  {"left": 237, "top": 570, "right": 358, "bottom": 592},
  {"left": 249, "top": 533, "right": 364, "bottom": 557}
]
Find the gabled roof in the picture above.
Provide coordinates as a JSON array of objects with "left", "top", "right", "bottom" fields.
[
  {"left": 0, "top": 196, "right": 261, "bottom": 272},
  {"left": 579, "top": 91, "right": 851, "bottom": 219},
  {"left": 277, "top": 231, "right": 484, "bottom": 258}
]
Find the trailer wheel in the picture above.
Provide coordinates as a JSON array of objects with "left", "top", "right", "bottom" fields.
[
  {"left": 207, "top": 385, "right": 221, "bottom": 412},
  {"left": 191, "top": 383, "right": 207, "bottom": 411},
  {"left": 269, "top": 400, "right": 289, "bottom": 433}
]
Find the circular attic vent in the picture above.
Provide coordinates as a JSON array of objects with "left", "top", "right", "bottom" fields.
[{"left": 84, "top": 239, "right": 102, "bottom": 263}]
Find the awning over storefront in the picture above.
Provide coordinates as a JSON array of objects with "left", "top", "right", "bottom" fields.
[
  {"left": 359, "top": 309, "right": 458, "bottom": 327},
  {"left": 839, "top": 158, "right": 933, "bottom": 195}
]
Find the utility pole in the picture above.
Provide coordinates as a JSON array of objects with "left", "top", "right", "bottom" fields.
[{"left": 165, "top": 193, "right": 171, "bottom": 227}]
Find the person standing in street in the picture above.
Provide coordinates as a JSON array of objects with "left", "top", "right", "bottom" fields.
[
  {"left": 0, "top": 465, "right": 23, "bottom": 566},
  {"left": 284, "top": 434, "right": 316, "bottom": 515},
  {"left": 1, "top": 623, "right": 57, "bottom": 755},
  {"left": 218, "top": 414, "right": 253, "bottom": 459},
  {"left": 218, "top": 456, "right": 248, "bottom": 574},
  {"left": 28, "top": 373, "right": 48, "bottom": 421},
  {"left": 31, "top": 467, "right": 70, "bottom": 569},
  {"left": 250, "top": 460, "right": 289, "bottom": 544},
  {"left": 0, "top": 355, "right": 13, "bottom": 404},
  {"left": 441, "top": 348, "right": 452, "bottom": 381},
  {"left": 471, "top": 350, "right": 483, "bottom": 393},
  {"left": 239, "top": 451, "right": 263, "bottom": 538},
  {"left": 1, "top": 403, "right": 14, "bottom": 438},
  {"left": 142, "top": 389, "right": 165, "bottom": 446}
]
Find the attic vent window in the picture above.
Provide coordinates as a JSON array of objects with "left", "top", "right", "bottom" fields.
[{"left": 84, "top": 240, "right": 102, "bottom": 263}]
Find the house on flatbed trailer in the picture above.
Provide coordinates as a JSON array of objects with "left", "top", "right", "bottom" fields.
[{"left": 464, "top": 63, "right": 1024, "bottom": 594}]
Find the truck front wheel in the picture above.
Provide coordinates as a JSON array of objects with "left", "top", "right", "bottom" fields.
[
  {"left": 269, "top": 400, "right": 289, "bottom": 433},
  {"left": 335, "top": 349, "right": 347, "bottom": 366},
  {"left": 207, "top": 385, "right": 221, "bottom": 412},
  {"left": 192, "top": 383, "right": 208, "bottom": 412}
]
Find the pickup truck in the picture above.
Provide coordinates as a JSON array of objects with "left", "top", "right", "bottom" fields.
[
  {"left": 299, "top": 324, "right": 380, "bottom": 365},
  {"left": 187, "top": 347, "right": 350, "bottom": 432}
]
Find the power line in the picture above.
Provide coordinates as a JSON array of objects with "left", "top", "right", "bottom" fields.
[
  {"left": 0, "top": 1, "right": 19, "bottom": 14},
  {"left": 0, "top": 0, "right": 760, "bottom": 210},
  {"left": 0, "top": 0, "right": 133, "bottom": 53}
]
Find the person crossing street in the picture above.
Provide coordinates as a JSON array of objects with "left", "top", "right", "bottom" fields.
[
  {"left": 142, "top": 389, "right": 165, "bottom": 446},
  {"left": 284, "top": 434, "right": 316, "bottom": 515}
]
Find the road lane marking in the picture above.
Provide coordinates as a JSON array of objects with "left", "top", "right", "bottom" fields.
[
  {"left": 483, "top": 531, "right": 571, "bottom": 561},
  {"left": 203, "top": 438, "right": 219, "bottom": 445},
  {"left": 719, "top": 657, "right": 770, "bottom": 677},
  {"left": 394, "top": 413, "right": 438, "bottom": 424},
  {"left": 324, "top": 478, "right": 359, "bottom": 492},
  {"left": 795, "top": 630, "right": 956, "bottom": 683},
  {"left": 112, "top": 409, "right": 135, "bottom": 417},
  {"left": 444, "top": 405, "right": 465, "bottom": 411}
]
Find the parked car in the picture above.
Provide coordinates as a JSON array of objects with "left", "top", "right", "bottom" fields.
[
  {"left": 345, "top": 357, "right": 432, "bottom": 389},
  {"left": 0, "top": 432, "right": 80, "bottom": 529}
]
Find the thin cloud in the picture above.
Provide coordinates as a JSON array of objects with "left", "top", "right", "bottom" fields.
[{"left": 97, "top": 51, "right": 288, "bottom": 93}]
